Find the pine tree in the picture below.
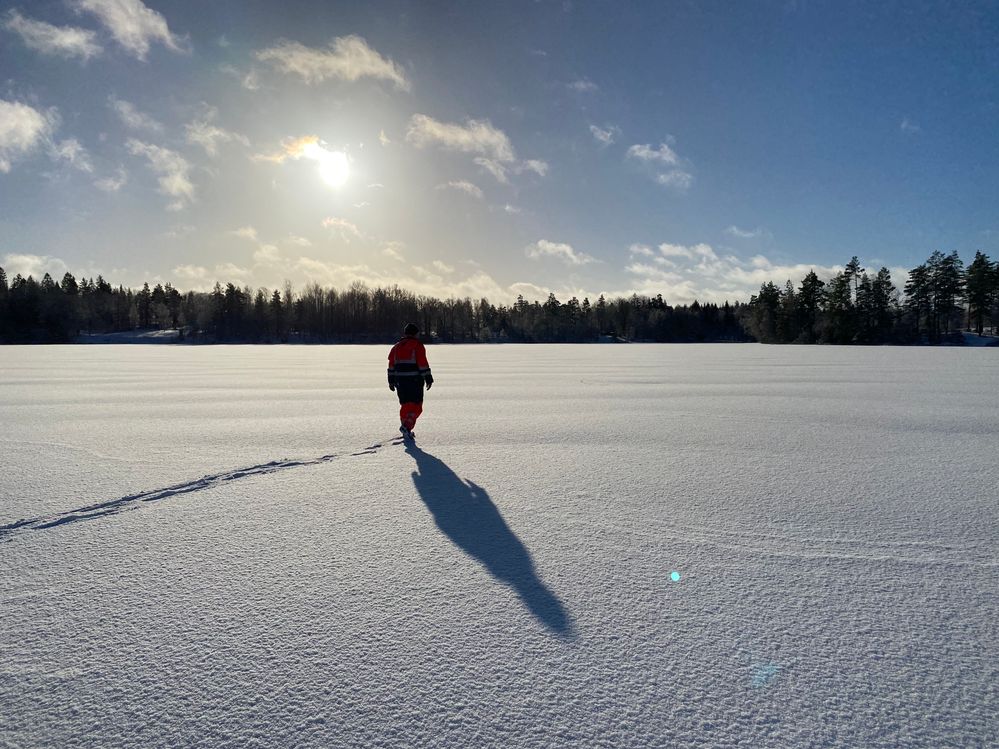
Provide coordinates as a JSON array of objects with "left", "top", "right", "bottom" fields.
[
  {"left": 825, "top": 271, "right": 854, "bottom": 343},
  {"left": 904, "top": 263, "right": 931, "bottom": 339},
  {"left": 796, "top": 271, "right": 826, "bottom": 343},
  {"left": 965, "top": 251, "right": 993, "bottom": 335},
  {"left": 137, "top": 282, "right": 153, "bottom": 328}
]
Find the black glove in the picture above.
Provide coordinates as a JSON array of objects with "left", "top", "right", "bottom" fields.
[
  {"left": 424, "top": 374, "right": 434, "bottom": 390},
  {"left": 388, "top": 381, "right": 395, "bottom": 391}
]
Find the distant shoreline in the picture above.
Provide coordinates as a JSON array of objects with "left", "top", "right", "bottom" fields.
[{"left": 3, "top": 330, "right": 994, "bottom": 347}]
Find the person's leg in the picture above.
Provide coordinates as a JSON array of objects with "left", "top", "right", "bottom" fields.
[
  {"left": 400, "top": 402, "right": 423, "bottom": 431},
  {"left": 396, "top": 380, "right": 425, "bottom": 432}
]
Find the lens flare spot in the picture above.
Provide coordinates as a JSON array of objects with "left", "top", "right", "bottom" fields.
[{"left": 670, "top": 571, "right": 681, "bottom": 582}]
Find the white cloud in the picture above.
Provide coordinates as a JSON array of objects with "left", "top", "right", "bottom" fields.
[
  {"left": 1, "top": 253, "right": 69, "bottom": 279},
  {"left": 162, "top": 224, "right": 194, "bottom": 239},
  {"left": 568, "top": 78, "right": 598, "bottom": 93},
  {"left": 627, "top": 140, "right": 694, "bottom": 192},
  {"left": 432, "top": 260, "right": 454, "bottom": 274},
  {"left": 172, "top": 263, "right": 251, "bottom": 290},
  {"left": 627, "top": 142, "right": 679, "bottom": 164},
  {"left": 503, "top": 204, "right": 521, "bottom": 214},
  {"left": 382, "top": 243, "right": 404, "bottom": 262},
  {"left": 407, "top": 114, "right": 547, "bottom": 184},
  {"left": 185, "top": 111, "right": 249, "bottom": 157},
  {"left": 725, "top": 225, "right": 770, "bottom": 239},
  {"left": 379, "top": 129, "right": 391, "bottom": 146},
  {"left": 109, "top": 96, "right": 163, "bottom": 132},
  {"left": 49, "top": 138, "right": 93, "bottom": 172},
  {"left": 0, "top": 99, "right": 55, "bottom": 172},
  {"left": 322, "top": 216, "right": 362, "bottom": 241},
  {"left": 656, "top": 170, "right": 693, "bottom": 191},
  {"left": 256, "top": 35, "right": 409, "bottom": 90},
  {"left": 518, "top": 159, "right": 549, "bottom": 177},
  {"left": 230, "top": 226, "right": 258, "bottom": 241},
  {"left": 526, "top": 239, "right": 595, "bottom": 266},
  {"left": 407, "top": 115, "right": 515, "bottom": 162},
  {"left": 94, "top": 166, "right": 127, "bottom": 191},
  {"left": 590, "top": 124, "right": 619, "bottom": 146},
  {"left": 619, "top": 241, "right": 865, "bottom": 305},
  {"left": 4, "top": 9, "right": 102, "bottom": 60},
  {"left": 658, "top": 243, "right": 695, "bottom": 259},
  {"left": 253, "top": 244, "right": 280, "bottom": 264},
  {"left": 126, "top": 139, "right": 194, "bottom": 208},
  {"left": 287, "top": 235, "right": 312, "bottom": 247},
  {"left": 242, "top": 69, "right": 261, "bottom": 91},
  {"left": 436, "top": 180, "right": 483, "bottom": 199},
  {"left": 73, "top": 0, "right": 183, "bottom": 60},
  {"left": 474, "top": 157, "right": 509, "bottom": 184},
  {"left": 629, "top": 243, "right": 655, "bottom": 257},
  {"left": 901, "top": 117, "right": 921, "bottom": 135}
]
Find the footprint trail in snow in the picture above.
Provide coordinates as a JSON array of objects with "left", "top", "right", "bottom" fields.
[{"left": 0, "top": 437, "right": 405, "bottom": 540}]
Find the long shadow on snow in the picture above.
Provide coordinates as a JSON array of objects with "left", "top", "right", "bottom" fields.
[{"left": 405, "top": 441, "right": 574, "bottom": 638}]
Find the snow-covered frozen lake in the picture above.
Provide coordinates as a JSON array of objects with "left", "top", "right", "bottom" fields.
[{"left": 1, "top": 344, "right": 996, "bottom": 748}]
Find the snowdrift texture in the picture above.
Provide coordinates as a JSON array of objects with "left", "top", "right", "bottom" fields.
[{"left": 1, "top": 344, "right": 996, "bottom": 748}]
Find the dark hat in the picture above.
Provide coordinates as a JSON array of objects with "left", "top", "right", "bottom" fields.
[{"left": 404, "top": 323, "right": 419, "bottom": 335}]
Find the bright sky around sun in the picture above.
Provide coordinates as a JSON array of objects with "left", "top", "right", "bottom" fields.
[{"left": 1, "top": 0, "right": 997, "bottom": 304}]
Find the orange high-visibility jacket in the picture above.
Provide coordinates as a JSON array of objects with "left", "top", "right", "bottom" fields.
[{"left": 387, "top": 336, "right": 431, "bottom": 386}]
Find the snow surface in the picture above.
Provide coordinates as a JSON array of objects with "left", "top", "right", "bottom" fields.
[{"left": 1, "top": 344, "right": 997, "bottom": 748}]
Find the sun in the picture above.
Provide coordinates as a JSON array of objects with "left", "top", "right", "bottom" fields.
[{"left": 317, "top": 150, "right": 350, "bottom": 188}]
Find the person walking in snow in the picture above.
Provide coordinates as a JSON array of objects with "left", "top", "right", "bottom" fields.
[{"left": 388, "top": 323, "right": 433, "bottom": 439}]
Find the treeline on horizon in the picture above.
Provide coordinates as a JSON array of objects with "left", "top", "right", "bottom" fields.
[
  {"left": 0, "top": 249, "right": 996, "bottom": 345},
  {"left": 743, "top": 250, "right": 998, "bottom": 344}
]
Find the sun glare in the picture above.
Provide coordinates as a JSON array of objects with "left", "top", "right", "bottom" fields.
[{"left": 318, "top": 149, "right": 350, "bottom": 188}]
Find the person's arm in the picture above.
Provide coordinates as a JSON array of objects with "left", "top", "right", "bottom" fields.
[
  {"left": 417, "top": 342, "right": 433, "bottom": 389},
  {"left": 387, "top": 347, "right": 396, "bottom": 390}
]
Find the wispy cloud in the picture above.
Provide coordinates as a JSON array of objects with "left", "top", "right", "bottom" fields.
[
  {"left": 321, "top": 216, "right": 363, "bottom": 242},
  {"left": 72, "top": 0, "right": 183, "bottom": 60},
  {"left": 1, "top": 252, "right": 69, "bottom": 280},
  {"left": 407, "top": 114, "right": 546, "bottom": 185},
  {"left": 627, "top": 142, "right": 679, "bottom": 164},
  {"left": 432, "top": 260, "right": 454, "bottom": 274},
  {"left": 436, "top": 180, "right": 483, "bottom": 199},
  {"left": 407, "top": 115, "right": 515, "bottom": 162},
  {"left": 109, "top": 96, "right": 163, "bottom": 132},
  {"left": 49, "top": 138, "right": 93, "bottom": 172},
  {"left": 590, "top": 124, "right": 619, "bottom": 146},
  {"left": 725, "top": 225, "right": 769, "bottom": 239},
  {"left": 4, "top": 9, "right": 102, "bottom": 60},
  {"left": 900, "top": 117, "right": 921, "bottom": 135},
  {"left": 94, "top": 166, "right": 127, "bottom": 192},
  {"left": 230, "top": 226, "right": 258, "bottom": 241},
  {"left": 568, "top": 78, "right": 598, "bottom": 93},
  {"left": 474, "top": 156, "right": 510, "bottom": 184},
  {"left": 256, "top": 35, "right": 409, "bottom": 90},
  {"left": 519, "top": 159, "right": 548, "bottom": 177},
  {"left": 185, "top": 109, "right": 249, "bottom": 157},
  {"left": 526, "top": 239, "right": 595, "bottom": 266},
  {"left": 622, "top": 241, "right": 862, "bottom": 304},
  {"left": 253, "top": 135, "right": 342, "bottom": 167},
  {"left": 656, "top": 170, "right": 693, "bottom": 191},
  {"left": 627, "top": 139, "right": 693, "bottom": 192},
  {"left": 126, "top": 139, "right": 194, "bottom": 210},
  {"left": 0, "top": 99, "right": 55, "bottom": 172}
]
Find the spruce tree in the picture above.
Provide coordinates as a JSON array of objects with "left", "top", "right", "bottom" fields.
[{"left": 965, "top": 251, "right": 993, "bottom": 335}]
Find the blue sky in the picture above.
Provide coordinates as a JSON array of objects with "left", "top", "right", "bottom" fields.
[{"left": 1, "top": 0, "right": 997, "bottom": 304}]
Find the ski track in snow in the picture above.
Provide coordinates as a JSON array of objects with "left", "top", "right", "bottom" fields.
[{"left": 0, "top": 438, "right": 404, "bottom": 540}]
